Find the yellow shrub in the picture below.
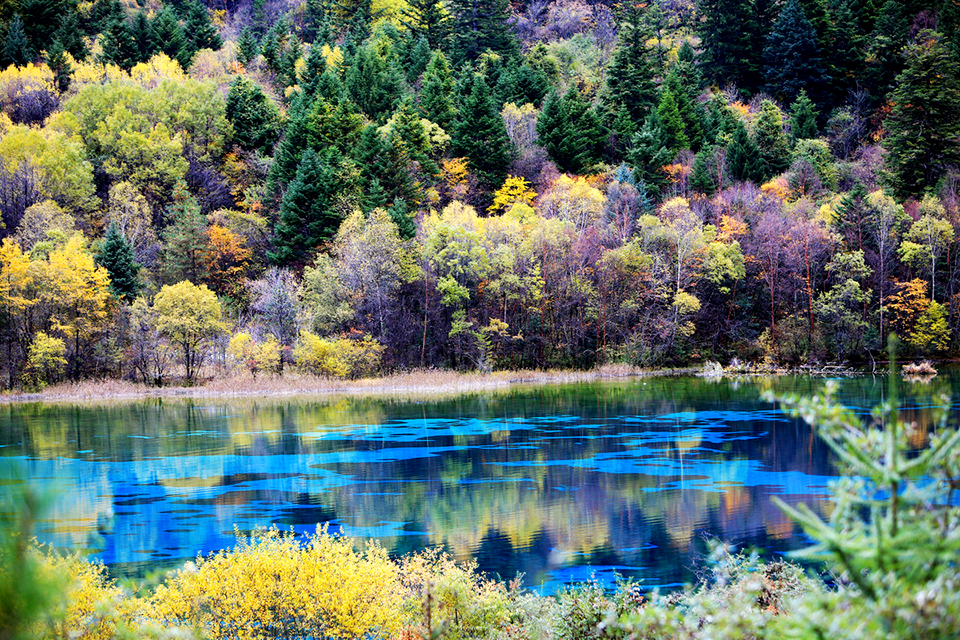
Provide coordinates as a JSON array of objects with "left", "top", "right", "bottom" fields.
[
  {"left": 293, "top": 330, "right": 384, "bottom": 379},
  {"left": 145, "top": 527, "right": 408, "bottom": 640}
]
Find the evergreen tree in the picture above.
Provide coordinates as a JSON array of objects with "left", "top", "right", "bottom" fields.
[
  {"left": 727, "top": 120, "right": 765, "bottom": 183},
  {"left": 656, "top": 87, "right": 689, "bottom": 152},
  {"left": 183, "top": 0, "right": 222, "bottom": 53},
  {"left": 362, "top": 177, "right": 390, "bottom": 212},
  {"left": 20, "top": 0, "right": 68, "bottom": 54},
  {"left": 452, "top": 74, "right": 512, "bottom": 187},
  {"left": 52, "top": 11, "right": 88, "bottom": 61},
  {"left": 704, "top": 92, "right": 738, "bottom": 144},
  {"left": 130, "top": 11, "right": 155, "bottom": 64},
  {"left": 89, "top": 0, "right": 125, "bottom": 35},
  {"left": 603, "top": 1, "right": 657, "bottom": 130},
  {"left": 789, "top": 90, "right": 818, "bottom": 142},
  {"left": 99, "top": 17, "right": 137, "bottom": 71},
  {"left": 449, "top": 0, "right": 519, "bottom": 65},
  {"left": 346, "top": 43, "right": 405, "bottom": 122},
  {"left": 663, "top": 66, "right": 703, "bottom": 149},
  {"left": 237, "top": 28, "right": 258, "bottom": 66},
  {"left": 763, "top": 0, "right": 826, "bottom": 105},
  {"left": 697, "top": 0, "right": 762, "bottom": 93},
  {"left": 537, "top": 88, "right": 606, "bottom": 174},
  {"left": 47, "top": 40, "right": 72, "bottom": 93},
  {"left": 251, "top": 0, "right": 267, "bottom": 38},
  {"left": 4, "top": 15, "right": 33, "bottom": 67},
  {"left": 269, "top": 149, "right": 348, "bottom": 266},
  {"left": 268, "top": 93, "right": 312, "bottom": 193},
  {"left": 753, "top": 99, "right": 791, "bottom": 179},
  {"left": 627, "top": 112, "right": 673, "bottom": 194},
  {"left": 822, "top": 0, "right": 864, "bottom": 102},
  {"left": 354, "top": 125, "right": 419, "bottom": 208},
  {"left": 98, "top": 222, "right": 140, "bottom": 301},
  {"left": 943, "top": 0, "right": 960, "bottom": 56},
  {"left": 226, "top": 75, "right": 281, "bottom": 154},
  {"left": 419, "top": 50, "right": 456, "bottom": 130},
  {"left": 832, "top": 181, "right": 870, "bottom": 251},
  {"left": 406, "top": 34, "right": 431, "bottom": 83},
  {"left": 151, "top": 8, "right": 189, "bottom": 68},
  {"left": 277, "top": 34, "right": 301, "bottom": 88},
  {"left": 863, "top": 0, "right": 909, "bottom": 105},
  {"left": 496, "top": 62, "right": 550, "bottom": 108},
  {"left": 163, "top": 186, "right": 209, "bottom": 284},
  {"left": 885, "top": 31, "right": 960, "bottom": 197},
  {"left": 388, "top": 198, "right": 416, "bottom": 239},
  {"left": 401, "top": 0, "right": 452, "bottom": 50},
  {"left": 689, "top": 146, "right": 723, "bottom": 194}
]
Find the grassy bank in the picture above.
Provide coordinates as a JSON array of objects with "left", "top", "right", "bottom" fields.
[{"left": 0, "top": 364, "right": 700, "bottom": 405}]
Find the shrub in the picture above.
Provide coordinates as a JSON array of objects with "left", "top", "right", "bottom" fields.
[
  {"left": 145, "top": 527, "right": 407, "bottom": 640},
  {"left": 293, "top": 330, "right": 384, "bottom": 379}
]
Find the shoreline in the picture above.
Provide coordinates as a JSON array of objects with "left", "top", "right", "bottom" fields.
[{"left": 0, "top": 364, "right": 703, "bottom": 406}]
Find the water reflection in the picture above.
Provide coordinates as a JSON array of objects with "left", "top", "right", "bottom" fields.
[{"left": 1, "top": 375, "right": 953, "bottom": 592}]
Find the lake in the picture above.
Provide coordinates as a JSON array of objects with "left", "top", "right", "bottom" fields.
[{"left": 0, "top": 373, "right": 951, "bottom": 593}]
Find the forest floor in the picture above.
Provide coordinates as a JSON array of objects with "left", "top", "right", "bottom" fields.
[{"left": 0, "top": 364, "right": 703, "bottom": 405}]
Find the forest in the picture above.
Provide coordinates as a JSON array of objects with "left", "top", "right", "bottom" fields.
[{"left": 0, "top": 0, "right": 958, "bottom": 388}]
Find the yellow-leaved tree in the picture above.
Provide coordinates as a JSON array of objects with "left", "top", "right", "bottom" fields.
[
  {"left": 152, "top": 281, "right": 226, "bottom": 383},
  {"left": 34, "top": 235, "right": 112, "bottom": 380}
]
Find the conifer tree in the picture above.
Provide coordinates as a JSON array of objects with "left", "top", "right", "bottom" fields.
[
  {"left": 47, "top": 40, "right": 72, "bottom": 93},
  {"left": 603, "top": 1, "right": 657, "bottom": 130},
  {"left": 52, "top": 11, "right": 88, "bottom": 61},
  {"left": 99, "top": 17, "right": 137, "bottom": 71},
  {"left": 452, "top": 74, "right": 512, "bottom": 187},
  {"left": 789, "top": 90, "right": 818, "bottom": 142},
  {"left": 98, "top": 222, "right": 140, "bottom": 301},
  {"left": 406, "top": 35, "right": 431, "bottom": 83},
  {"left": 822, "top": 0, "right": 864, "bottom": 102},
  {"left": 268, "top": 93, "right": 312, "bottom": 193},
  {"left": 663, "top": 66, "right": 703, "bottom": 150},
  {"left": 388, "top": 198, "right": 416, "bottom": 239},
  {"left": 753, "top": 99, "right": 791, "bottom": 179},
  {"left": 277, "top": 34, "right": 301, "bottom": 88},
  {"left": 627, "top": 112, "right": 673, "bottom": 194},
  {"left": 251, "top": 0, "right": 267, "bottom": 38},
  {"left": 151, "top": 8, "right": 189, "bottom": 68},
  {"left": 885, "top": 31, "right": 960, "bottom": 197},
  {"left": 690, "top": 146, "right": 723, "bottom": 194},
  {"left": 130, "top": 11, "right": 155, "bottom": 64},
  {"left": 727, "top": 121, "right": 764, "bottom": 183},
  {"left": 90, "top": 0, "right": 125, "bottom": 34},
  {"left": 20, "top": 0, "right": 67, "bottom": 54},
  {"left": 237, "top": 28, "right": 258, "bottom": 66},
  {"left": 537, "top": 88, "right": 606, "bottom": 174},
  {"left": 448, "top": 0, "right": 519, "bottom": 65},
  {"left": 362, "top": 177, "right": 389, "bottom": 212},
  {"left": 183, "top": 0, "right": 222, "bottom": 53},
  {"left": 354, "top": 125, "right": 419, "bottom": 208},
  {"left": 656, "top": 87, "right": 689, "bottom": 152},
  {"left": 832, "top": 181, "right": 869, "bottom": 251},
  {"left": 4, "top": 15, "right": 33, "bottom": 67},
  {"left": 863, "top": 0, "right": 908, "bottom": 105},
  {"left": 496, "top": 62, "right": 550, "bottom": 108},
  {"left": 226, "top": 75, "right": 281, "bottom": 154},
  {"left": 696, "top": 0, "right": 762, "bottom": 93},
  {"left": 163, "top": 185, "right": 210, "bottom": 284},
  {"left": 346, "top": 43, "right": 405, "bottom": 123},
  {"left": 269, "top": 149, "right": 348, "bottom": 266},
  {"left": 763, "top": 0, "right": 826, "bottom": 105},
  {"left": 401, "top": 0, "right": 451, "bottom": 49}
]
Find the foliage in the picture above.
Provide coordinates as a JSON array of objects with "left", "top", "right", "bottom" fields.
[
  {"left": 152, "top": 280, "right": 226, "bottom": 383},
  {"left": 293, "top": 330, "right": 385, "bottom": 378},
  {"left": 97, "top": 221, "right": 140, "bottom": 301}
]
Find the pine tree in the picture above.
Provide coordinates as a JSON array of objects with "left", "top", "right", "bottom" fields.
[
  {"left": 690, "top": 146, "right": 723, "bottom": 194},
  {"left": 99, "top": 17, "right": 137, "bottom": 71},
  {"left": 362, "top": 177, "right": 390, "bottom": 212},
  {"left": 885, "top": 31, "right": 960, "bottom": 197},
  {"left": 727, "top": 121, "right": 765, "bottom": 183},
  {"left": 20, "top": 0, "right": 68, "bottom": 54},
  {"left": 47, "top": 40, "right": 72, "bottom": 93},
  {"left": 183, "top": 0, "right": 222, "bottom": 53},
  {"left": 277, "top": 34, "right": 301, "bottom": 88},
  {"left": 496, "top": 61, "right": 550, "bottom": 108},
  {"left": 697, "top": 0, "right": 762, "bottom": 93},
  {"left": 763, "top": 0, "right": 826, "bottom": 105},
  {"left": 406, "top": 34, "right": 431, "bottom": 83},
  {"left": 753, "top": 99, "right": 791, "bottom": 179},
  {"left": 52, "top": 11, "right": 88, "bottom": 61},
  {"left": 822, "top": 0, "right": 864, "bottom": 103},
  {"left": 151, "top": 8, "right": 189, "bottom": 68},
  {"left": 4, "top": 15, "right": 33, "bottom": 67},
  {"left": 267, "top": 93, "right": 311, "bottom": 193},
  {"left": 163, "top": 185, "right": 210, "bottom": 284},
  {"left": 226, "top": 75, "right": 281, "bottom": 154},
  {"left": 537, "top": 88, "right": 606, "bottom": 174},
  {"left": 401, "top": 0, "right": 452, "bottom": 50},
  {"left": 130, "top": 11, "right": 155, "bottom": 64},
  {"left": 452, "top": 74, "right": 512, "bottom": 187},
  {"left": 663, "top": 66, "right": 703, "bottom": 150},
  {"left": 419, "top": 50, "right": 456, "bottom": 130},
  {"left": 388, "top": 198, "right": 416, "bottom": 239},
  {"left": 656, "top": 87, "right": 689, "bottom": 152},
  {"left": 98, "top": 222, "right": 140, "bottom": 301},
  {"left": 448, "top": 0, "right": 519, "bottom": 65},
  {"left": 269, "top": 149, "right": 348, "bottom": 266},
  {"left": 627, "top": 112, "right": 674, "bottom": 194},
  {"left": 832, "top": 181, "right": 869, "bottom": 251},
  {"left": 251, "top": 0, "right": 267, "bottom": 38},
  {"left": 354, "top": 124, "right": 418, "bottom": 208},
  {"left": 863, "top": 0, "right": 908, "bottom": 106},
  {"left": 943, "top": 0, "right": 960, "bottom": 56},
  {"left": 346, "top": 43, "right": 405, "bottom": 122},
  {"left": 603, "top": 1, "right": 657, "bottom": 131},
  {"left": 237, "top": 28, "right": 258, "bottom": 66},
  {"left": 789, "top": 90, "right": 818, "bottom": 142}
]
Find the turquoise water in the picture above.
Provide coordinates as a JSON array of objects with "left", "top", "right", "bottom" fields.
[{"left": 0, "top": 374, "right": 950, "bottom": 592}]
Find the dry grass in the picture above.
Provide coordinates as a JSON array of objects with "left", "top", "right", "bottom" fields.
[
  {"left": 0, "top": 364, "right": 698, "bottom": 406},
  {"left": 901, "top": 361, "right": 937, "bottom": 376}
]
